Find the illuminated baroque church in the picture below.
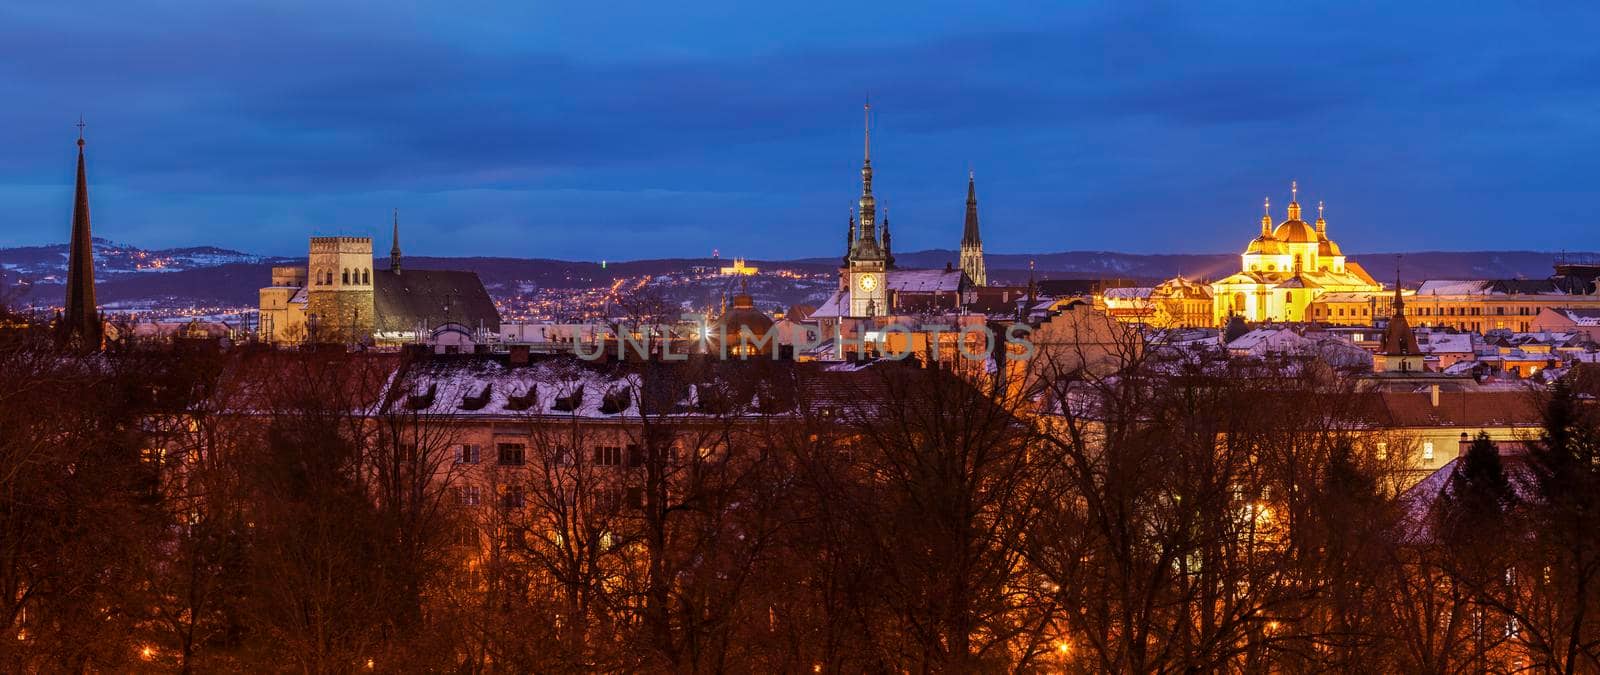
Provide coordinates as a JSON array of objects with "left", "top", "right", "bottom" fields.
[{"left": 1210, "top": 182, "right": 1382, "bottom": 324}]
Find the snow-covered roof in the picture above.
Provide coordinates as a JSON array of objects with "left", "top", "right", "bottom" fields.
[
  {"left": 887, "top": 268, "right": 964, "bottom": 293},
  {"left": 1416, "top": 279, "right": 1494, "bottom": 295},
  {"left": 808, "top": 289, "right": 848, "bottom": 320},
  {"left": 1101, "top": 286, "right": 1153, "bottom": 300},
  {"left": 1420, "top": 332, "right": 1474, "bottom": 354}
]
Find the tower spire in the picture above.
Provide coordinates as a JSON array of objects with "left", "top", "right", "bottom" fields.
[
  {"left": 849, "top": 100, "right": 882, "bottom": 262},
  {"left": 844, "top": 208, "right": 856, "bottom": 265},
  {"left": 863, "top": 98, "right": 871, "bottom": 163},
  {"left": 1286, "top": 180, "right": 1302, "bottom": 220},
  {"left": 959, "top": 168, "right": 987, "bottom": 286},
  {"left": 881, "top": 200, "right": 894, "bottom": 267},
  {"left": 62, "top": 117, "right": 101, "bottom": 349},
  {"left": 1261, "top": 198, "right": 1272, "bottom": 236},
  {"left": 390, "top": 208, "right": 402, "bottom": 274},
  {"left": 1315, "top": 200, "right": 1327, "bottom": 235},
  {"left": 1393, "top": 257, "right": 1404, "bottom": 313}
]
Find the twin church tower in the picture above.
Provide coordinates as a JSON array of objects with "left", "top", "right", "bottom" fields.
[{"left": 841, "top": 102, "right": 988, "bottom": 317}]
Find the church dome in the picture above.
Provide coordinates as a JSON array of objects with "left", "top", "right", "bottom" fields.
[
  {"left": 714, "top": 294, "right": 775, "bottom": 354},
  {"left": 1245, "top": 235, "right": 1284, "bottom": 255},
  {"left": 1318, "top": 237, "right": 1343, "bottom": 256},
  {"left": 1271, "top": 219, "right": 1318, "bottom": 243}
]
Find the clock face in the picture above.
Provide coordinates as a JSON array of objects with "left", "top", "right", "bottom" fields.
[{"left": 858, "top": 274, "right": 878, "bottom": 292}]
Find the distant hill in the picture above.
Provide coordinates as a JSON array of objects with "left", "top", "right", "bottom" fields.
[{"left": 3, "top": 240, "right": 1592, "bottom": 309}]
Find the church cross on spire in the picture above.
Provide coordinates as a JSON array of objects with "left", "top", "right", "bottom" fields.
[{"left": 62, "top": 118, "right": 101, "bottom": 349}]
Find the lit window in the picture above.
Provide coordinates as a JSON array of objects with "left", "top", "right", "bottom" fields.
[
  {"left": 1376, "top": 442, "right": 1388, "bottom": 460},
  {"left": 1423, "top": 441, "right": 1435, "bottom": 461}
]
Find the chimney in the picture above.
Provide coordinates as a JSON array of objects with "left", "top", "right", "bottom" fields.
[{"left": 1430, "top": 383, "right": 1440, "bottom": 407}]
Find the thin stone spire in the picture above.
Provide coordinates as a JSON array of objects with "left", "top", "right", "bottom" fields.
[
  {"left": 390, "top": 208, "right": 402, "bottom": 273},
  {"left": 881, "top": 200, "right": 894, "bottom": 267},
  {"left": 62, "top": 117, "right": 101, "bottom": 349},
  {"left": 959, "top": 168, "right": 987, "bottom": 285},
  {"left": 844, "top": 208, "right": 855, "bottom": 265},
  {"left": 962, "top": 169, "right": 981, "bottom": 247}
]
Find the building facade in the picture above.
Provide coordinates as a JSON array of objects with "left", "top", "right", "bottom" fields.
[{"left": 1210, "top": 183, "right": 1383, "bottom": 324}]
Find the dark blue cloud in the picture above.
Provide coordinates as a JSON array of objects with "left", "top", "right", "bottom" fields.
[{"left": 0, "top": 1, "right": 1597, "bottom": 260}]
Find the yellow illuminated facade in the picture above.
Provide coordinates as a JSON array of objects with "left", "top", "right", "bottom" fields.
[
  {"left": 1210, "top": 183, "right": 1382, "bottom": 324},
  {"left": 719, "top": 258, "right": 759, "bottom": 276}
]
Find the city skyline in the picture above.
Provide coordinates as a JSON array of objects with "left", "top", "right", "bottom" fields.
[{"left": 3, "top": 2, "right": 1598, "bottom": 259}]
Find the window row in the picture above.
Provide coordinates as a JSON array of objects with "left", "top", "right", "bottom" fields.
[
  {"left": 455, "top": 443, "right": 656, "bottom": 467},
  {"left": 313, "top": 268, "right": 372, "bottom": 286}
]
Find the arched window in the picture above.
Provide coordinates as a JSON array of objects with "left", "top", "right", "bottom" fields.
[
  {"left": 342, "top": 269, "right": 350, "bottom": 285},
  {"left": 1233, "top": 293, "right": 1246, "bottom": 312},
  {"left": 362, "top": 269, "right": 370, "bottom": 284},
  {"left": 1285, "top": 291, "right": 1292, "bottom": 303}
]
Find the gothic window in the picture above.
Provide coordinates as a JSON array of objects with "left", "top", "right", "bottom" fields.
[
  {"left": 362, "top": 268, "right": 370, "bottom": 284},
  {"left": 342, "top": 269, "right": 350, "bottom": 285}
]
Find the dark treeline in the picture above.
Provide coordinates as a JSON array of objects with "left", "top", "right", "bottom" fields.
[{"left": 2, "top": 319, "right": 1599, "bottom": 673}]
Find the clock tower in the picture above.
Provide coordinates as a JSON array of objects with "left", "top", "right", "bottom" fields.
[{"left": 847, "top": 101, "right": 888, "bottom": 317}]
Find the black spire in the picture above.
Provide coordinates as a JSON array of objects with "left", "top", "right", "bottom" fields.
[
  {"left": 881, "top": 201, "right": 894, "bottom": 268},
  {"left": 844, "top": 209, "right": 855, "bottom": 265},
  {"left": 962, "top": 169, "right": 981, "bottom": 247},
  {"left": 390, "top": 208, "right": 402, "bottom": 274},
  {"left": 62, "top": 117, "right": 101, "bottom": 349}
]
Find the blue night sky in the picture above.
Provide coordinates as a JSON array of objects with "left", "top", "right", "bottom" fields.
[{"left": 1, "top": 1, "right": 1597, "bottom": 260}]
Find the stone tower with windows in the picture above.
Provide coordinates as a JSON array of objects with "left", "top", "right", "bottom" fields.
[{"left": 305, "top": 236, "right": 375, "bottom": 343}]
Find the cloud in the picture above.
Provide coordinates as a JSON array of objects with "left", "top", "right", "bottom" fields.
[{"left": 0, "top": 1, "right": 1597, "bottom": 258}]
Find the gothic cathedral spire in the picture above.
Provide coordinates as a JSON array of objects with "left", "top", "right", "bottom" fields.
[
  {"left": 390, "top": 208, "right": 403, "bottom": 274},
  {"left": 61, "top": 118, "right": 101, "bottom": 349},
  {"left": 959, "top": 168, "right": 987, "bottom": 286}
]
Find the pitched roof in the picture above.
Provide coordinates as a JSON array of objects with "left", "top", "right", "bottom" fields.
[
  {"left": 374, "top": 269, "right": 500, "bottom": 333},
  {"left": 887, "top": 268, "right": 965, "bottom": 293}
]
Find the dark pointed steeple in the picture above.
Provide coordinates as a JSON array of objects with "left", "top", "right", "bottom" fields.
[
  {"left": 881, "top": 201, "right": 894, "bottom": 268},
  {"left": 390, "top": 208, "right": 402, "bottom": 274},
  {"left": 1380, "top": 259, "right": 1420, "bottom": 357},
  {"left": 843, "top": 208, "right": 855, "bottom": 265},
  {"left": 62, "top": 117, "right": 101, "bottom": 349},
  {"left": 959, "top": 168, "right": 987, "bottom": 286},
  {"left": 962, "top": 169, "right": 981, "bottom": 247}
]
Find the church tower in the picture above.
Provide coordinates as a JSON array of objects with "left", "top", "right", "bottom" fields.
[
  {"left": 846, "top": 102, "right": 888, "bottom": 317},
  {"left": 305, "top": 235, "right": 376, "bottom": 343},
  {"left": 1374, "top": 267, "right": 1423, "bottom": 373},
  {"left": 61, "top": 118, "right": 102, "bottom": 349},
  {"left": 959, "top": 169, "right": 987, "bottom": 286}
]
